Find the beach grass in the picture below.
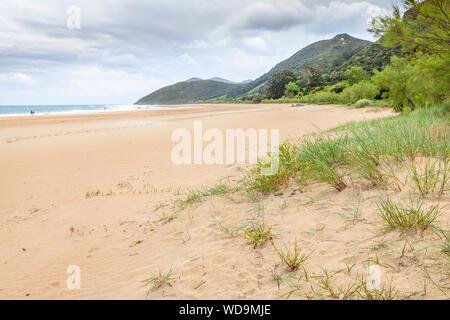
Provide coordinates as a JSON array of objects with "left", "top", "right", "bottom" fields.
[
  {"left": 142, "top": 268, "right": 176, "bottom": 295},
  {"left": 273, "top": 240, "right": 310, "bottom": 271},
  {"left": 245, "top": 104, "right": 449, "bottom": 194},
  {"left": 377, "top": 198, "right": 440, "bottom": 233}
]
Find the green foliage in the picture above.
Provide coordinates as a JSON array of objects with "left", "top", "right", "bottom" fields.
[
  {"left": 370, "top": 0, "right": 449, "bottom": 58},
  {"left": 328, "top": 43, "right": 402, "bottom": 83},
  {"left": 243, "top": 222, "right": 273, "bottom": 248},
  {"left": 373, "top": 56, "right": 448, "bottom": 111},
  {"left": 299, "top": 66, "right": 324, "bottom": 93},
  {"left": 265, "top": 70, "right": 297, "bottom": 99},
  {"left": 369, "top": 0, "right": 450, "bottom": 111},
  {"left": 341, "top": 81, "right": 379, "bottom": 103},
  {"left": 329, "top": 81, "right": 349, "bottom": 94},
  {"left": 299, "top": 91, "right": 342, "bottom": 104},
  {"left": 345, "top": 66, "right": 367, "bottom": 85},
  {"left": 285, "top": 81, "right": 300, "bottom": 98}
]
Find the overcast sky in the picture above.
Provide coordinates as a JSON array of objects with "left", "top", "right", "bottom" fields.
[{"left": 0, "top": 0, "right": 400, "bottom": 105}]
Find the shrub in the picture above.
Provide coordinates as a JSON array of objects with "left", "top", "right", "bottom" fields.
[
  {"left": 355, "top": 99, "right": 372, "bottom": 108},
  {"left": 243, "top": 221, "right": 273, "bottom": 248},
  {"left": 285, "top": 82, "right": 300, "bottom": 98},
  {"left": 329, "top": 81, "right": 349, "bottom": 94},
  {"left": 341, "top": 81, "right": 379, "bottom": 103},
  {"left": 345, "top": 67, "right": 368, "bottom": 86},
  {"left": 299, "top": 91, "right": 341, "bottom": 104},
  {"left": 252, "top": 94, "right": 264, "bottom": 104}
]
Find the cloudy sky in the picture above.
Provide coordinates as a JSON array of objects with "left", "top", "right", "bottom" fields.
[{"left": 0, "top": 0, "right": 400, "bottom": 105}]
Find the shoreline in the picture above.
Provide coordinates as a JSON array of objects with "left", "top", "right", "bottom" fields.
[{"left": 0, "top": 104, "right": 192, "bottom": 119}]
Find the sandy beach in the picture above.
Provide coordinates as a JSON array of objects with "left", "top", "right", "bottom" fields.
[{"left": 1, "top": 103, "right": 447, "bottom": 300}]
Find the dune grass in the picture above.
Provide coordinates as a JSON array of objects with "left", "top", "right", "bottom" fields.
[
  {"left": 273, "top": 240, "right": 310, "bottom": 271},
  {"left": 245, "top": 104, "right": 449, "bottom": 193},
  {"left": 142, "top": 268, "right": 176, "bottom": 295},
  {"left": 377, "top": 198, "right": 440, "bottom": 233},
  {"left": 410, "top": 158, "right": 449, "bottom": 196},
  {"left": 177, "top": 183, "right": 239, "bottom": 207}
]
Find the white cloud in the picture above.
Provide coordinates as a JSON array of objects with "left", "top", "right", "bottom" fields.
[
  {"left": 242, "top": 37, "right": 270, "bottom": 52},
  {"left": 0, "top": 72, "right": 36, "bottom": 85},
  {"left": 0, "top": 0, "right": 398, "bottom": 104}
]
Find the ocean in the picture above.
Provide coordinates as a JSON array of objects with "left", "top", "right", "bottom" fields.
[{"left": 0, "top": 104, "right": 166, "bottom": 117}]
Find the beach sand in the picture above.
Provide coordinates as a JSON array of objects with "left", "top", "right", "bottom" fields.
[{"left": 0, "top": 104, "right": 446, "bottom": 299}]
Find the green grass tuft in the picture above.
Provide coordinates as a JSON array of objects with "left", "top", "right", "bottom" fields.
[
  {"left": 377, "top": 198, "right": 440, "bottom": 233},
  {"left": 273, "top": 240, "right": 310, "bottom": 271}
]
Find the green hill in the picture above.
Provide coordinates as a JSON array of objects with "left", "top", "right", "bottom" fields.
[
  {"left": 136, "top": 34, "right": 379, "bottom": 104},
  {"left": 136, "top": 80, "right": 237, "bottom": 105},
  {"left": 327, "top": 42, "right": 402, "bottom": 83},
  {"left": 227, "top": 33, "right": 373, "bottom": 97}
]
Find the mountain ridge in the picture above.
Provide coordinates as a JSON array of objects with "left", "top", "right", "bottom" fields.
[{"left": 136, "top": 33, "right": 397, "bottom": 105}]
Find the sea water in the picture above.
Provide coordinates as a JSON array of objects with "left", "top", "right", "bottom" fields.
[{"left": 0, "top": 104, "right": 166, "bottom": 117}]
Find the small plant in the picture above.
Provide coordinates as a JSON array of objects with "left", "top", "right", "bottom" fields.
[
  {"left": 354, "top": 99, "right": 372, "bottom": 108},
  {"left": 177, "top": 184, "right": 239, "bottom": 207},
  {"left": 142, "top": 268, "right": 175, "bottom": 295},
  {"left": 357, "top": 280, "right": 400, "bottom": 300},
  {"left": 410, "top": 158, "right": 449, "bottom": 196},
  {"left": 157, "top": 212, "right": 178, "bottom": 224},
  {"left": 176, "top": 229, "right": 191, "bottom": 243},
  {"left": 377, "top": 198, "right": 439, "bottom": 233},
  {"left": 243, "top": 221, "right": 273, "bottom": 248},
  {"left": 85, "top": 190, "right": 101, "bottom": 199},
  {"left": 273, "top": 240, "right": 310, "bottom": 271},
  {"left": 315, "top": 268, "right": 360, "bottom": 300},
  {"left": 281, "top": 274, "right": 304, "bottom": 299},
  {"left": 442, "top": 242, "right": 450, "bottom": 257}
]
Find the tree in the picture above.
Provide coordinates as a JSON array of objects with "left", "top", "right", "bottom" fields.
[
  {"left": 265, "top": 70, "right": 297, "bottom": 99},
  {"left": 344, "top": 67, "right": 367, "bottom": 85},
  {"left": 369, "top": 0, "right": 449, "bottom": 59},
  {"left": 285, "top": 82, "right": 300, "bottom": 98},
  {"left": 373, "top": 56, "right": 446, "bottom": 111},
  {"left": 369, "top": 0, "right": 449, "bottom": 110},
  {"left": 298, "top": 67, "right": 324, "bottom": 93}
]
